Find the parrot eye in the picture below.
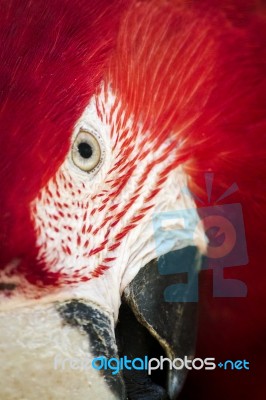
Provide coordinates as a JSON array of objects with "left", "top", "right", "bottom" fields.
[{"left": 71, "top": 130, "right": 102, "bottom": 173}]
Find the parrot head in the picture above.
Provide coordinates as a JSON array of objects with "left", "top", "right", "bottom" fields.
[
  {"left": 1, "top": 1, "right": 266, "bottom": 399},
  {"left": 0, "top": 2, "right": 208, "bottom": 398}
]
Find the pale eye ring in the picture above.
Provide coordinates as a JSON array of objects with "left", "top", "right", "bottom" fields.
[{"left": 72, "top": 130, "right": 102, "bottom": 172}]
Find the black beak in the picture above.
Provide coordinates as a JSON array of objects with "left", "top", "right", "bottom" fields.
[{"left": 116, "top": 245, "right": 202, "bottom": 400}]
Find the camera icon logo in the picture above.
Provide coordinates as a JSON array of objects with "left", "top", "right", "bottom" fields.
[{"left": 153, "top": 173, "right": 249, "bottom": 302}]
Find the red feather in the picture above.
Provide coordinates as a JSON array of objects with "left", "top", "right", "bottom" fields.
[
  {"left": 103, "top": 2, "right": 266, "bottom": 398},
  {"left": 0, "top": 0, "right": 130, "bottom": 283},
  {"left": 0, "top": 1, "right": 265, "bottom": 398}
]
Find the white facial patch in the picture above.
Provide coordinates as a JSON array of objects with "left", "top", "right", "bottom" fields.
[{"left": 1, "top": 85, "right": 206, "bottom": 320}]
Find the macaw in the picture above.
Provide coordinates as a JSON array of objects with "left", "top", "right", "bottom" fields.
[{"left": 0, "top": 1, "right": 265, "bottom": 399}]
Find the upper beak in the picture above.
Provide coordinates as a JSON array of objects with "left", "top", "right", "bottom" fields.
[{"left": 0, "top": 246, "right": 202, "bottom": 400}]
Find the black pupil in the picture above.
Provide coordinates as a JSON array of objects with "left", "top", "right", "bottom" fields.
[{"left": 78, "top": 142, "right": 93, "bottom": 159}]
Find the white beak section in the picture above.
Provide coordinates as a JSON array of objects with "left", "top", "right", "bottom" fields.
[{"left": 0, "top": 301, "right": 122, "bottom": 400}]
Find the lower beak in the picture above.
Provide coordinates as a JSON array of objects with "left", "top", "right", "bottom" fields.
[{"left": 0, "top": 246, "right": 201, "bottom": 400}]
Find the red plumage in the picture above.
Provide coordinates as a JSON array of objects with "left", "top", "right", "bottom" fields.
[
  {"left": 0, "top": 0, "right": 130, "bottom": 283},
  {"left": 105, "top": 5, "right": 266, "bottom": 397},
  {"left": 0, "top": 1, "right": 265, "bottom": 399}
]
